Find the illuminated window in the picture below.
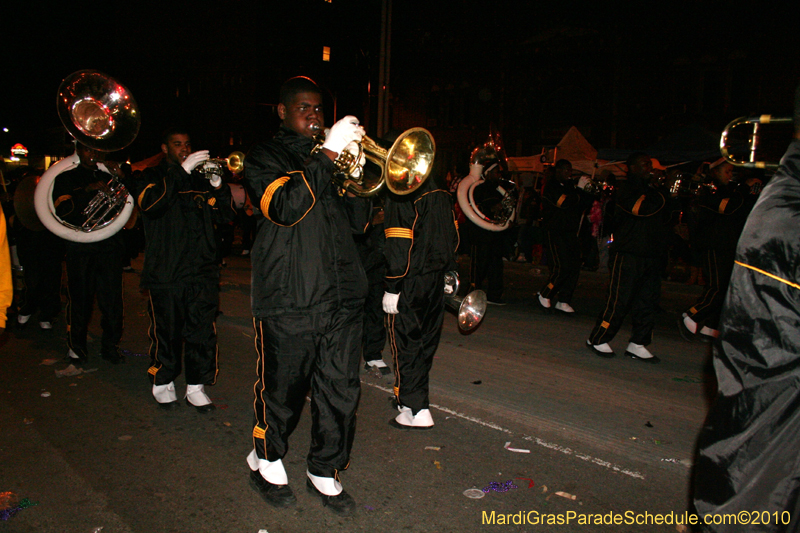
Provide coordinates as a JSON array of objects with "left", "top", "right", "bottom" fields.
[{"left": 322, "top": 46, "right": 331, "bottom": 62}]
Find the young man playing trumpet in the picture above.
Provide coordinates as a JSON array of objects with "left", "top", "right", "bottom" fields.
[
  {"left": 131, "top": 129, "right": 235, "bottom": 412},
  {"left": 243, "top": 76, "right": 371, "bottom": 516}
]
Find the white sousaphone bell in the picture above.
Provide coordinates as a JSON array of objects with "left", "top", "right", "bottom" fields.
[
  {"left": 456, "top": 127, "right": 519, "bottom": 231},
  {"left": 31, "top": 70, "right": 140, "bottom": 243}
]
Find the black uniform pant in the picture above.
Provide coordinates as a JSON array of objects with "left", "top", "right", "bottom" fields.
[
  {"left": 19, "top": 245, "right": 64, "bottom": 322},
  {"left": 471, "top": 242, "right": 504, "bottom": 301},
  {"left": 146, "top": 280, "right": 219, "bottom": 386},
  {"left": 64, "top": 245, "right": 124, "bottom": 359},
  {"left": 386, "top": 271, "right": 446, "bottom": 414},
  {"left": 539, "top": 230, "right": 581, "bottom": 304},
  {"left": 251, "top": 301, "right": 363, "bottom": 479},
  {"left": 588, "top": 252, "right": 661, "bottom": 347},
  {"left": 362, "top": 274, "right": 386, "bottom": 362},
  {"left": 684, "top": 249, "right": 734, "bottom": 329}
]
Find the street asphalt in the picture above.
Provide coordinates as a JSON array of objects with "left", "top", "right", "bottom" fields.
[{"left": 0, "top": 252, "right": 713, "bottom": 533}]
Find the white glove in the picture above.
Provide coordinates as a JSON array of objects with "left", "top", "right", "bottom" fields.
[
  {"left": 209, "top": 175, "right": 222, "bottom": 188},
  {"left": 382, "top": 292, "right": 400, "bottom": 314},
  {"left": 577, "top": 176, "right": 590, "bottom": 190},
  {"left": 182, "top": 150, "right": 209, "bottom": 173},
  {"left": 343, "top": 141, "right": 366, "bottom": 178},
  {"left": 322, "top": 116, "right": 364, "bottom": 155}
]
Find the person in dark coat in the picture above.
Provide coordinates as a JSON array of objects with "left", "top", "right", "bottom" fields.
[
  {"left": 382, "top": 172, "right": 459, "bottom": 429},
  {"left": 586, "top": 152, "right": 679, "bottom": 362},
  {"left": 242, "top": 77, "right": 370, "bottom": 516},
  {"left": 678, "top": 159, "right": 760, "bottom": 341},
  {"left": 537, "top": 159, "right": 594, "bottom": 313},
  {"left": 131, "top": 128, "right": 235, "bottom": 412},
  {"left": 692, "top": 87, "right": 800, "bottom": 531},
  {"left": 52, "top": 142, "right": 126, "bottom": 367}
]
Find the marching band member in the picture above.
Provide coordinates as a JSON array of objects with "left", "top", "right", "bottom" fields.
[
  {"left": 131, "top": 128, "right": 235, "bottom": 412},
  {"left": 53, "top": 142, "right": 126, "bottom": 367},
  {"left": 242, "top": 77, "right": 370, "bottom": 516},
  {"left": 587, "top": 152, "right": 680, "bottom": 363},
  {"left": 537, "top": 159, "right": 594, "bottom": 314},
  {"left": 383, "top": 165, "right": 459, "bottom": 429},
  {"left": 678, "top": 159, "right": 761, "bottom": 341}
]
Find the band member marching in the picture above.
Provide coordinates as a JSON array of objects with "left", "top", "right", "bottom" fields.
[
  {"left": 242, "top": 77, "right": 371, "bottom": 516},
  {"left": 383, "top": 162, "right": 459, "bottom": 429},
  {"left": 131, "top": 128, "right": 235, "bottom": 412}
]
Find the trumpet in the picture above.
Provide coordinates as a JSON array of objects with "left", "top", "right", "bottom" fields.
[
  {"left": 720, "top": 115, "right": 792, "bottom": 169},
  {"left": 310, "top": 123, "right": 435, "bottom": 197},
  {"left": 198, "top": 151, "right": 245, "bottom": 180}
]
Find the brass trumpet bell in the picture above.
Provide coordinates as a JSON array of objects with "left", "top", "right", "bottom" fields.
[
  {"left": 57, "top": 70, "right": 140, "bottom": 152},
  {"left": 324, "top": 127, "right": 436, "bottom": 197},
  {"left": 199, "top": 151, "right": 246, "bottom": 179},
  {"left": 370, "top": 128, "right": 436, "bottom": 196}
]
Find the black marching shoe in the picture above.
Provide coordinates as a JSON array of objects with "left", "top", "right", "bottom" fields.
[
  {"left": 249, "top": 470, "right": 297, "bottom": 508},
  {"left": 100, "top": 348, "right": 126, "bottom": 364},
  {"left": 306, "top": 478, "right": 356, "bottom": 516}
]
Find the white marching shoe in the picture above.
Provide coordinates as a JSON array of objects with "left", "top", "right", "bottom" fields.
[
  {"left": 554, "top": 302, "right": 575, "bottom": 313},
  {"left": 537, "top": 293, "right": 551, "bottom": 309},
  {"left": 153, "top": 381, "right": 179, "bottom": 409},
  {"left": 625, "top": 342, "right": 661, "bottom": 364},
  {"left": 586, "top": 340, "right": 615, "bottom": 358},
  {"left": 699, "top": 326, "right": 720, "bottom": 339},
  {"left": 391, "top": 406, "right": 434, "bottom": 430},
  {"left": 186, "top": 384, "right": 215, "bottom": 413}
]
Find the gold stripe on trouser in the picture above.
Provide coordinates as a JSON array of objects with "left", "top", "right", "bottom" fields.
[
  {"left": 252, "top": 318, "right": 270, "bottom": 454},
  {"left": 146, "top": 293, "right": 161, "bottom": 377},
  {"left": 688, "top": 250, "right": 719, "bottom": 318},
  {"left": 590, "top": 253, "right": 624, "bottom": 345},
  {"left": 385, "top": 313, "right": 401, "bottom": 399}
]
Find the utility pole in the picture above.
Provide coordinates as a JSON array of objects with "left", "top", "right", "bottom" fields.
[{"left": 377, "top": 0, "right": 392, "bottom": 137}]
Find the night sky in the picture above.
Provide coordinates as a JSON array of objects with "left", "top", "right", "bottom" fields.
[{"left": 3, "top": 0, "right": 799, "bottom": 165}]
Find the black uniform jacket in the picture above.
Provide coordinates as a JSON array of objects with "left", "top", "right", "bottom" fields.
[
  {"left": 383, "top": 181, "right": 460, "bottom": 294},
  {"left": 692, "top": 181, "right": 758, "bottom": 253},
  {"left": 52, "top": 164, "right": 125, "bottom": 253},
  {"left": 132, "top": 159, "right": 235, "bottom": 289},
  {"left": 694, "top": 139, "right": 800, "bottom": 521},
  {"left": 609, "top": 174, "right": 679, "bottom": 258},
  {"left": 541, "top": 178, "right": 595, "bottom": 237},
  {"left": 244, "top": 126, "right": 371, "bottom": 317}
]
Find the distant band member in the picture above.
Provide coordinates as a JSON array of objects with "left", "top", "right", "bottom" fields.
[
  {"left": 537, "top": 159, "right": 594, "bottom": 313},
  {"left": 243, "top": 77, "right": 370, "bottom": 516},
  {"left": 678, "top": 160, "right": 760, "bottom": 341},
  {"left": 52, "top": 142, "right": 126, "bottom": 366},
  {"left": 587, "top": 153, "right": 679, "bottom": 362},
  {"left": 132, "top": 128, "right": 235, "bottom": 412}
]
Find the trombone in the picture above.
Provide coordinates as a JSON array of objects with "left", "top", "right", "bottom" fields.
[{"left": 720, "top": 115, "right": 792, "bottom": 169}]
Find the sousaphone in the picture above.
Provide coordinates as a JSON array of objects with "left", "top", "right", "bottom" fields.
[{"left": 33, "top": 70, "right": 140, "bottom": 243}]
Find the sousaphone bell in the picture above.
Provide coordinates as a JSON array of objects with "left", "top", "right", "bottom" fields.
[{"left": 33, "top": 70, "right": 140, "bottom": 243}]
